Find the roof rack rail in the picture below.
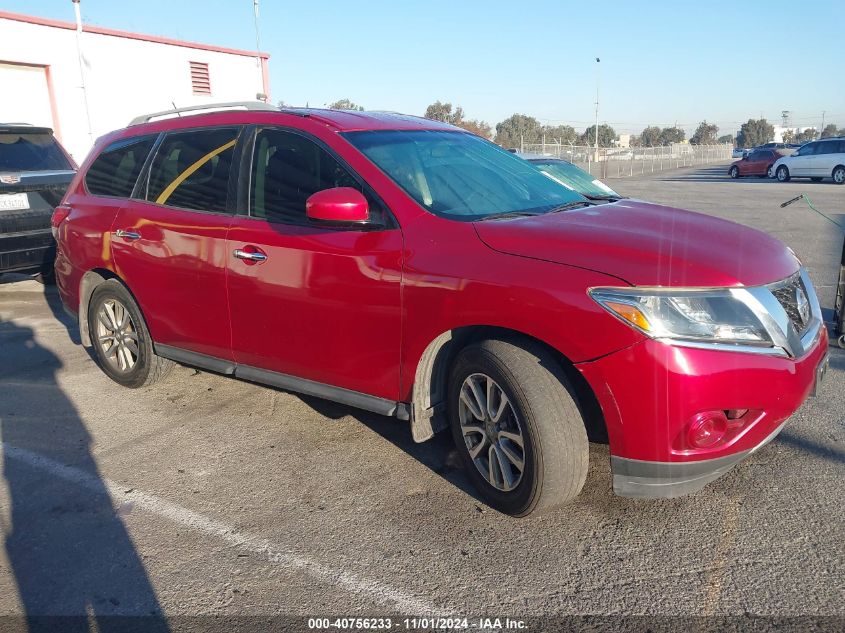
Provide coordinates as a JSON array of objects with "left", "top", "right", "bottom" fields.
[{"left": 129, "top": 101, "right": 279, "bottom": 126}]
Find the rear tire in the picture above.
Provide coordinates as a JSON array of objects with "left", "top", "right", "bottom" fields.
[
  {"left": 776, "top": 165, "right": 790, "bottom": 182},
  {"left": 88, "top": 280, "right": 173, "bottom": 388},
  {"left": 729, "top": 166, "right": 739, "bottom": 179},
  {"left": 448, "top": 338, "right": 589, "bottom": 516},
  {"left": 832, "top": 166, "right": 845, "bottom": 185}
]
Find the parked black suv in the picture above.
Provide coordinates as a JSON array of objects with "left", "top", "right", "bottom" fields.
[{"left": 0, "top": 124, "right": 76, "bottom": 281}]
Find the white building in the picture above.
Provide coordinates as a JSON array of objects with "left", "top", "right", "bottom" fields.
[
  {"left": 772, "top": 125, "right": 817, "bottom": 143},
  {"left": 0, "top": 10, "right": 270, "bottom": 163}
]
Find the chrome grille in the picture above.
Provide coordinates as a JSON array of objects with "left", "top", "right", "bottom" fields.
[{"left": 771, "top": 273, "right": 810, "bottom": 334}]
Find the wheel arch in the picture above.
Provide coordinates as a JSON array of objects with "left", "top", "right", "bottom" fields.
[
  {"left": 408, "top": 325, "right": 606, "bottom": 445},
  {"left": 78, "top": 268, "right": 131, "bottom": 346}
]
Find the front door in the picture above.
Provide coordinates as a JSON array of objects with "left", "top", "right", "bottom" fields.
[
  {"left": 111, "top": 126, "right": 241, "bottom": 359},
  {"left": 225, "top": 127, "right": 403, "bottom": 400},
  {"left": 787, "top": 142, "right": 817, "bottom": 177}
]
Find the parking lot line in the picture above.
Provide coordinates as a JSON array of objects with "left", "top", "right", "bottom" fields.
[{"left": 1, "top": 443, "right": 444, "bottom": 616}]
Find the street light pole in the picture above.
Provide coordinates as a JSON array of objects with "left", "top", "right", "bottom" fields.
[
  {"left": 594, "top": 57, "right": 600, "bottom": 152},
  {"left": 71, "top": 0, "right": 93, "bottom": 145}
]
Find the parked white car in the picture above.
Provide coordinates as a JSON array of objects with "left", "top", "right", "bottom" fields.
[{"left": 772, "top": 138, "right": 845, "bottom": 184}]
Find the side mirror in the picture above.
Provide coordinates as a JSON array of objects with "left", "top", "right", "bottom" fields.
[{"left": 306, "top": 187, "right": 369, "bottom": 224}]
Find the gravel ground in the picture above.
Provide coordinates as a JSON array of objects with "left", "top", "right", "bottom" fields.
[{"left": 0, "top": 163, "right": 842, "bottom": 631}]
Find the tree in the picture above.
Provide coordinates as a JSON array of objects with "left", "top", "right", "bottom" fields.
[
  {"left": 422, "top": 101, "right": 492, "bottom": 138},
  {"left": 495, "top": 114, "right": 542, "bottom": 148},
  {"left": 424, "top": 101, "right": 464, "bottom": 124},
  {"left": 690, "top": 120, "right": 718, "bottom": 145},
  {"left": 736, "top": 118, "right": 774, "bottom": 148},
  {"left": 659, "top": 126, "right": 685, "bottom": 145},
  {"left": 328, "top": 99, "right": 364, "bottom": 111},
  {"left": 628, "top": 135, "right": 641, "bottom": 148},
  {"left": 795, "top": 128, "right": 817, "bottom": 143},
  {"left": 820, "top": 124, "right": 839, "bottom": 138},
  {"left": 717, "top": 134, "right": 735, "bottom": 145},
  {"left": 540, "top": 124, "right": 578, "bottom": 145},
  {"left": 639, "top": 126, "right": 662, "bottom": 147},
  {"left": 580, "top": 124, "right": 617, "bottom": 147},
  {"left": 458, "top": 119, "right": 493, "bottom": 139}
]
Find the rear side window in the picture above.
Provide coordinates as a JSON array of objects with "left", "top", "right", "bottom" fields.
[
  {"left": 250, "top": 128, "right": 384, "bottom": 225},
  {"left": 85, "top": 136, "right": 156, "bottom": 198},
  {"left": 819, "top": 140, "right": 843, "bottom": 154},
  {"left": 146, "top": 127, "right": 238, "bottom": 212},
  {"left": 0, "top": 131, "right": 72, "bottom": 172}
]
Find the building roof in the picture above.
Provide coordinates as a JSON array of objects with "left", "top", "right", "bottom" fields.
[{"left": 0, "top": 10, "right": 268, "bottom": 59}]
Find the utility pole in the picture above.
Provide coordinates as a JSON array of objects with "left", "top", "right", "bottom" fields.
[
  {"left": 253, "top": 0, "right": 266, "bottom": 101},
  {"left": 594, "top": 57, "right": 600, "bottom": 153},
  {"left": 820, "top": 110, "right": 826, "bottom": 137},
  {"left": 71, "top": 0, "right": 94, "bottom": 145}
]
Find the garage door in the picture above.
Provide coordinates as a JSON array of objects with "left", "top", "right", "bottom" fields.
[{"left": 0, "top": 62, "right": 54, "bottom": 129}]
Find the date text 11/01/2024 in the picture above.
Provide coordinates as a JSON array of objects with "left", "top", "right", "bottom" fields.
[{"left": 307, "top": 617, "right": 527, "bottom": 630}]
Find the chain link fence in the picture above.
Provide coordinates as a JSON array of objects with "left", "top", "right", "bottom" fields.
[{"left": 518, "top": 143, "right": 733, "bottom": 179}]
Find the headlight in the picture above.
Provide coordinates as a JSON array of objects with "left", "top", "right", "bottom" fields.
[{"left": 590, "top": 288, "right": 773, "bottom": 347}]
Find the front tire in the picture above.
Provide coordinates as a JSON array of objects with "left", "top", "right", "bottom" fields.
[
  {"left": 833, "top": 166, "right": 845, "bottom": 185},
  {"left": 729, "top": 166, "right": 739, "bottom": 179},
  {"left": 776, "top": 165, "right": 790, "bottom": 182},
  {"left": 88, "top": 280, "right": 173, "bottom": 388},
  {"left": 766, "top": 165, "right": 774, "bottom": 178},
  {"left": 448, "top": 339, "right": 588, "bottom": 516}
]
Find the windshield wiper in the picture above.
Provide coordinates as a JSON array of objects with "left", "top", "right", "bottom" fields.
[
  {"left": 548, "top": 200, "right": 595, "bottom": 213},
  {"left": 477, "top": 210, "right": 542, "bottom": 222},
  {"left": 583, "top": 193, "right": 623, "bottom": 201}
]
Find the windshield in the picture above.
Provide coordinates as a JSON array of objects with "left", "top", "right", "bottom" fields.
[
  {"left": 0, "top": 131, "right": 72, "bottom": 172},
  {"left": 529, "top": 160, "right": 620, "bottom": 199},
  {"left": 344, "top": 130, "right": 586, "bottom": 220}
]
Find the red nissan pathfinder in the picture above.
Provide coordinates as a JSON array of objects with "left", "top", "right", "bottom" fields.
[{"left": 53, "top": 104, "right": 829, "bottom": 516}]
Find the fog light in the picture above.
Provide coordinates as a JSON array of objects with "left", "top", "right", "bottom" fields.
[{"left": 688, "top": 411, "right": 728, "bottom": 448}]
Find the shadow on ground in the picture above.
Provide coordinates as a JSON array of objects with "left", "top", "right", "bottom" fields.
[{"left": 0, "top": 315, "right": 169, "bottom": 632}]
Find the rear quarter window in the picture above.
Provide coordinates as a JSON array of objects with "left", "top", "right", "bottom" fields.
[
  {"left": 0, "top": 131, "right": 72, "bottom": 171},
  {"left": 85, "top": 136, "right": 157, "bottom": 198}
]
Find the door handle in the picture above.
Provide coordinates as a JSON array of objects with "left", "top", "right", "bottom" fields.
[
  {"left": 114, "top": 229, "right": 141, "bottom": 241},
  {"left": 233, "top": 249, "right": 268, "bottom": 263}
]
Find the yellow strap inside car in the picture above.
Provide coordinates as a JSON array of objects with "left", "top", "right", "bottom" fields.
[{"left": 156, "top": 139, "right": 236, "bottom": 205}]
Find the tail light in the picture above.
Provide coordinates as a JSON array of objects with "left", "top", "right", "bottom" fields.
[{"left": 51, "top": 205, "right": 71, "bottom": 238}]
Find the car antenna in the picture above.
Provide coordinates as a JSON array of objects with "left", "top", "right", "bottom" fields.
[{"left": 171, "top": 101, "right": 182, "bottom": 117}]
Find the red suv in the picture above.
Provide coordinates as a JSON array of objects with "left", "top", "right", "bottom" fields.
[{"left": 54, "top": 104, "right": 829, "bottom": 516}]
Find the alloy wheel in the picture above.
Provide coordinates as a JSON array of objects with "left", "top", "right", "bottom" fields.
[
  {"left": 458, "top": 373, "right": 525, "bottom": 491},
  {"left": 96, "top": 299, "right": 140, "bottom": 373},
  {"left": 834, "top": 167, "right": 845, "bottom": 184}
]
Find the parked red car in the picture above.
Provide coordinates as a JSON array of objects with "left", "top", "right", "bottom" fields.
[
  {"left": 54, "top": 105, "right": 829, "bottom": 515},
  {"left": 729, "top": 148, "right": 788, "bottom": 179}
]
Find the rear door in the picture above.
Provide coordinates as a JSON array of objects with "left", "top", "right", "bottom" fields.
[
  {"left": 811, "top": 140, "right": 841, "bottom": 177},
  {"left": 225, "top": 126, "right": 403, "bottom": 400},
  {"left": 110, "top": 126, "right": 242, "bottom": 360}
]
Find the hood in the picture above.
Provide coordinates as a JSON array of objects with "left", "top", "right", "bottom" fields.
[{"left": 474, "top": 199, "right": 798, "bottom": 287}]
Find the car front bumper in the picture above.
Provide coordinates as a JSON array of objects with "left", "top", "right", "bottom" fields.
[{"left": 577, "top": 323, "right": 829, "bottom": 498}]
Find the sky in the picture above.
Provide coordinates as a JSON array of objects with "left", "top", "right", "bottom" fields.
[{"left": 5, "top": 0, "right": 843, "bottom": 136}]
